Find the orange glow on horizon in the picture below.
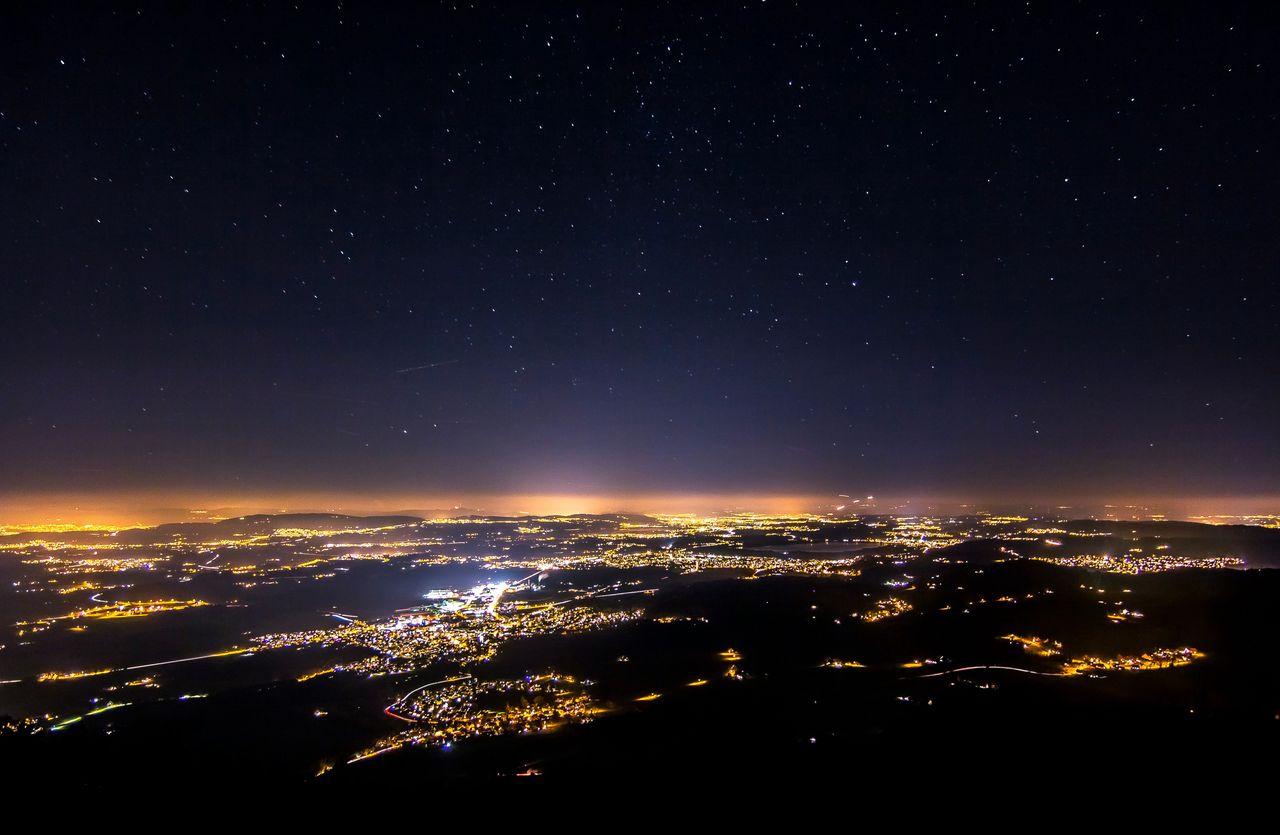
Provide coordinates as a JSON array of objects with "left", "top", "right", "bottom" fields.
[
  {"left": 0, "top": 489, "right": 1275, "bottom": 528},
  {"left": 0, "top": 490, "right": 831, "bottom": 527}
]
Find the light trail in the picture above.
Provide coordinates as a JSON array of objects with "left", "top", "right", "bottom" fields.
[
  {"left": 385, "top": 674, "right": 474, "bottom": 722},
  {"left": 395, "top": 359, "right": 458, "bottom": 374},
  {"left": 396, "top": 674, "right": 473, "bottom": 703},
  {"left": 915, "top": 665, "right": 1064, "bottom": 678},
  {"left": 347, "top": 745, "right": 398, "bottom": 764},
  {"left": 124, "top": 647, "right": 255, "bottom": 671},
  {"left": 511, "top": 568, "right": 547, "bottom": 587},
  {"left": 487, "top": 567, "right": 555, "bottom": 616}
]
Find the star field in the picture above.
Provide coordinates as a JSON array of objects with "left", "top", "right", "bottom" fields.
[{"left": 1, "top": 2, "right": 1277, "bottom": 502}]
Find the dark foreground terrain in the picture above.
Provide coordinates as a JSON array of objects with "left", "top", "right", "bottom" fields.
[{"left": 2, "top": 512, "right": 1277, "bottom": 795}]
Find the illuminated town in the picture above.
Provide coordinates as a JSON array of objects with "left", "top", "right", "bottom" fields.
[
  {"left": 1, "top": 508, "right": 1276, "bottom": 786},
  {"left": 355, "top": 672, "right": 602, "bottom": 764}
]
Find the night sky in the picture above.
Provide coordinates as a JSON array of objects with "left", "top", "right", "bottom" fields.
[{"left": 2, "top": 3, "right": 1277, "bottom": 509}]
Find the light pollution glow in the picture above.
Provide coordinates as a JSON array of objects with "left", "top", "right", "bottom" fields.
[{"left": 0, "top": 489, "right": 1276, "bottom": 528}]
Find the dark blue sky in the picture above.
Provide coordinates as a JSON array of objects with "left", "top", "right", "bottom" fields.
[{"left": 2, "top": 2, "right": 1277, "bottom": 503}]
